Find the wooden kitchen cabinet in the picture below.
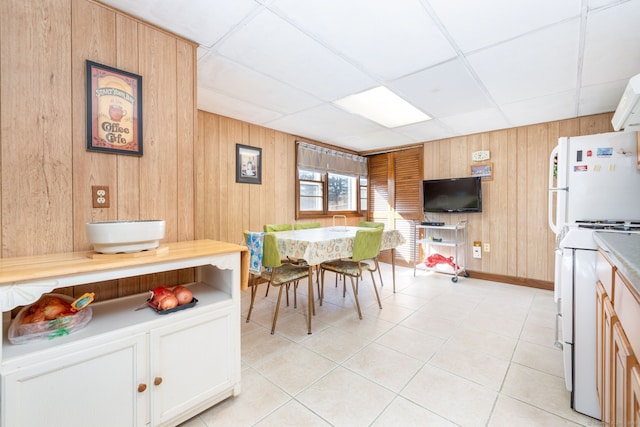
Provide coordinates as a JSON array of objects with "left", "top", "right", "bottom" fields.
[
  {"left": 596, "top": 280, "right": 608, "bottom": 419},
  {"left": 612, "top": 322, "right": 637, "bottom": 426},
  {"left": 596, "top": 249, "right": 640, "bottom": 427},
  {"left": 630, "top": 365, "right": 640, "bottom": 424},
  {"left": 603, "top": 296, "right": 617, "bottom": 425},
  {"left": 0, "top": 240, "right": 246, "bottom": 427}
]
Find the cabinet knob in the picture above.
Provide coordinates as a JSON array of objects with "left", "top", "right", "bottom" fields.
[
  {"left": 137, "top": 383, "right": 147, "bottom": 393},
  {"left": 154, "top": 376, "right": 163, "bottom": 386}
]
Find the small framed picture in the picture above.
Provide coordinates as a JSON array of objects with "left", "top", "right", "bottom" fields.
[
  {"left": 470, "top": 162, "right": 493, "bottom": 181},
  {"left": 86, "top": 60, "right": 143, "bottom": 156},
  {"left": 236, "top": 144, "right": 262, "bottom": 184}
]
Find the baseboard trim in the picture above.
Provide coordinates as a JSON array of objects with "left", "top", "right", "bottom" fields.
[{"left": 465, "top": 270, "right": 553, "bottom": 291}]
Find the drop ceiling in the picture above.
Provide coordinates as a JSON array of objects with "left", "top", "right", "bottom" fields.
[{"left": 99, "top": 0, "right": 640, "bottom": 153}]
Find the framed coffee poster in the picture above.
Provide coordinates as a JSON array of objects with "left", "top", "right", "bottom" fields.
[{"left": 86, "top": 60, "right": 143, "bottom": 156}]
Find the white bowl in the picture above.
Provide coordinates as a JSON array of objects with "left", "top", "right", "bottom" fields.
[{"left": 86, "top": 220, "right": 165, "bottom": 254}]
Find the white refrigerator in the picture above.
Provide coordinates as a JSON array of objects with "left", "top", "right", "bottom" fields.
[
  {"left": 549, "top": 131, "right": 640, "bottom": 234},
  {"left": 548, "top": 130, "right": 640, "bottom": 419}
]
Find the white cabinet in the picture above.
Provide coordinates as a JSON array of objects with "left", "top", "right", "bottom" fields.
[
  {"left": 3, "top": 333, "right": 147, "bottom": 427},
  {"left": 413, "top": 221, "right": 468, "bottom": 282},
  {"left": 0, "top": 240, "right": 246, "bottom": 427},
  {"left": 151, "top": 307, "right": 235, "bottom": 425}
]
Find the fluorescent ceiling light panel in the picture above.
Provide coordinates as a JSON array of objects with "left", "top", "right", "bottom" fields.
[{"left": 333, "top": 86, "right": 431, "bottom": 128}]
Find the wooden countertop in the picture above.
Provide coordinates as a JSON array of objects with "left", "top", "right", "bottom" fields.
[{"left": 0, "top": 240, "right": 249, "bottom": 289}]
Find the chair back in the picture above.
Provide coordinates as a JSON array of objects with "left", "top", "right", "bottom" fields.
[
  {"left": 244, "top": 231, "right": 265, "bottom": 274},
  {"left": 261, "top": 233, "right": 283, "bottom": 268},
  {"left": 358, "top": 221, "right": 385, "bottom": 229},
  {"left": 264, "top": 223, "right": 293, "bottom": 232},
  {"left": 351, "top": 226, "right": 383, "bottom": 262},
  {"left": 294, "top": 222, "right": 321, "bottom": 230}
]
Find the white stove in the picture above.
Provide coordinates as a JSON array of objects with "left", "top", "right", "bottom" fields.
[{"left": 555, "top": 219, "right": 640, "bottom": 419}]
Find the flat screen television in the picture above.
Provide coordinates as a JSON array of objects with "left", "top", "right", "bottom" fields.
[{"left": 423, "top": 177, "right": 482, "bottom": 213}]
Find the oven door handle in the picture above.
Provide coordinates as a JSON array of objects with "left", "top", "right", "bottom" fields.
[{"left": 555, "top": 308, "right": 563, "bottom": 349}]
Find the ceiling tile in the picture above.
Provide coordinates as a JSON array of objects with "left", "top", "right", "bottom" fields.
[
  {"left": 270, "top": 0, "right": 456, "bottom": 80},
  {"left": 215, "top": 9, "right": 376, "bottom": 101},
  {"left": 467, "top": 19, "right": 580, "bottom": 104},
  {"left": 429, "top": 0, "right": 581, "bottom": 52},
  {"left": 500, "top": 91, "right": 576, "bottom": 127},
  {"left": 581, "top": 1, "right": 640, "bottom": 86},
  {"left": 332, "top": 129, "right": 419, "bottom": 152},
  {"left": 389, "top": 58, "right": 493, "bottom": 117},
  {"left": 440, "top": 108, "right": 510, "bottom": 136},
  {"left": 100, "top": 0, "right": 260, "bottom": 47},
  {"left": 197, "top": 87, "right": 284, "bottom": 125},
  {"left": 393, "top": 119, "right": 459, "bottom": 142},
  {"left": 578, "top": 79, "right": 629, "bottom": 116},
  {"left": 198, "top": 55, "right": 322, "bottom": 114},
  {"left": 264, "top": 104, "right": 384, "bottom": 143}
]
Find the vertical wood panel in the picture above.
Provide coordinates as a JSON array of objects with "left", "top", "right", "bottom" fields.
[
  {"left": 1, "top": 0, "right": 73, "bottom": 257},
  {"left": 176, "top": 39, "right": 195, "bottom": 242},
  {"left": 139, "top": 26, "right": 178, "bottom": 241},
  {"left": 115, "top": 13, "right": 142, "bottom": 225},
  {"left": 71, "top": 0, "right": 118, "bottom": 249}
]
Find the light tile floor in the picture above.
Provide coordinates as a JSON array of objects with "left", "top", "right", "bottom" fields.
[{"left": 181, "top": 264, "right": 602, "bottom": 427}]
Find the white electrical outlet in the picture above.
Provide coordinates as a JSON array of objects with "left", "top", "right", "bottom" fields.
[
  {"left": 472, "top": 150, "right": 490, "bottom": 161},
  {"left": 473, "top": 246, "right": 482, "bottom": 259}
]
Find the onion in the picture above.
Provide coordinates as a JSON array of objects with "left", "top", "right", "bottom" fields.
[
  {"left": 151, "top": 286, "right": 171, "bottom": 305},
  {"left": 172, "top": 285, "right": 193, "bottom": 306},
  {"left": 157, "top": 293, "right": 178, "bottom": 310}
]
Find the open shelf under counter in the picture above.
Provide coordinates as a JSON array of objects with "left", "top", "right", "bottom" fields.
[{"left": 1, "top": 281, "right": 231, "bottom": 367}]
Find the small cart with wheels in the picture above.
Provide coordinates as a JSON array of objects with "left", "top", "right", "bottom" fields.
[{"left": 413, "top": 220, "right": 468, "bottom": 282}]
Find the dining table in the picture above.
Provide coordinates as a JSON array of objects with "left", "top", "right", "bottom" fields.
[{"left": 273, "top": 226, "right": 406, "bottom": 334}]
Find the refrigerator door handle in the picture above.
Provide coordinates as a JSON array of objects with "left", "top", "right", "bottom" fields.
[{"left": 548, "top": 145, "right": 564, "bottom": 234}]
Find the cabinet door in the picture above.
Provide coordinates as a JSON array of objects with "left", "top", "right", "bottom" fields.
[
  {"left": 150, "top": 307, "right": 238, "bottom": 426},
  {"left": 596, "top": 281, "right": 606, "bottom": 407},
  {"left": 2, "top": 334, "right": 147, "bottom": 427},
  {"left": 613, "top": 322, "right": 636, "bottom": 427},
  {"left": 630, "top": 365, "right": 640, "bottom": 425},
  {"left": 603, "top": 297, "right": 618, "bottom": 426}
]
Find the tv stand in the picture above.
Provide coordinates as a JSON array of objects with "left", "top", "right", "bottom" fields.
[{"left": 413, "top": 221, "right": 468, "bottom": 282}]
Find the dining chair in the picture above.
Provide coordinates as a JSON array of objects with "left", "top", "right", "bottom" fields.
[
  {"left": 294, "top": 221, "right": 321, "bottom": 230},
  {"left": 244, "top": 231, "right": 310, "bottom": 334},
  {"left": 262, "top": 224, "right": 294, "bottom": 296},
  {"left": 357, "top": 221, "right": 385, "bottom": 288},
  {"left": 358, "top": 221, "right": 385, "bottom": 229},
  {"left": 263, "top": 223, "right": 293, "bottom": 232},
  {"left": 319, "top": 226, "right": 384, "bottom": 319}
]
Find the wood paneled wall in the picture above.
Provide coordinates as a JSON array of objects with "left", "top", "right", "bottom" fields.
[
  {"left": 0, "top": 0, "right": 196, "bottom": 260},
  {"left": 424, "top": 113, "right": 615, "bottom": 283},
  {"left": 0, "top": 0, "right": 196, "bottom": 300},
  {"left": 195, "top": 111, "right": 353, "bottom": 244}
]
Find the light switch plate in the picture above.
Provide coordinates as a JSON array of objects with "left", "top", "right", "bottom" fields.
[{"left": 472, "top": 150, "right": 490, "bottom": 161}]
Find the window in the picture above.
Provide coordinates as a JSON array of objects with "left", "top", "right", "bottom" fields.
[
  {"left": 296, "top": 142, "right": 368, "bottom": 219},
  {"left": 299, "top": 170, "right": 323, "bottom": 212},
  {"left": 328, "top": 173, "right": 357, "bottom": 212},
  {"left": 360, "top": 177, "right": 368, "bottom": 212},
  {"left": 297, "top": 169, "right": 366, "bottom": 217}
]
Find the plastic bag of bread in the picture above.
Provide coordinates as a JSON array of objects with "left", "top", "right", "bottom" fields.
[{"left": 8, "top": 293, "right": 93, "bottom": 344}]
